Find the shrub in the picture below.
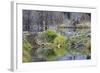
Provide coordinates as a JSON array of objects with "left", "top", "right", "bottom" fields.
[{"left": 69, "top": 33, "right": 90, "bottom": 55}]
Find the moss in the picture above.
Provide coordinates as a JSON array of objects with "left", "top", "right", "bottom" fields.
[
  {"left": 42, "top": 29, "right": 58, "bottom": 43},
  {"left": 53, "top": 35, "right": 68, "bottom": 56}
]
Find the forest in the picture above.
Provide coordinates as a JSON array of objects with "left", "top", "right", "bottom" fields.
[{"left": 22, "top": 10, "right": 91, "bottom": 62}]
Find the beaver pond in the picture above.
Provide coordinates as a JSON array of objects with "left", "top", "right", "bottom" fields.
[{"left": 22, "top": 10, "right": 91, "bottom": 62}]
